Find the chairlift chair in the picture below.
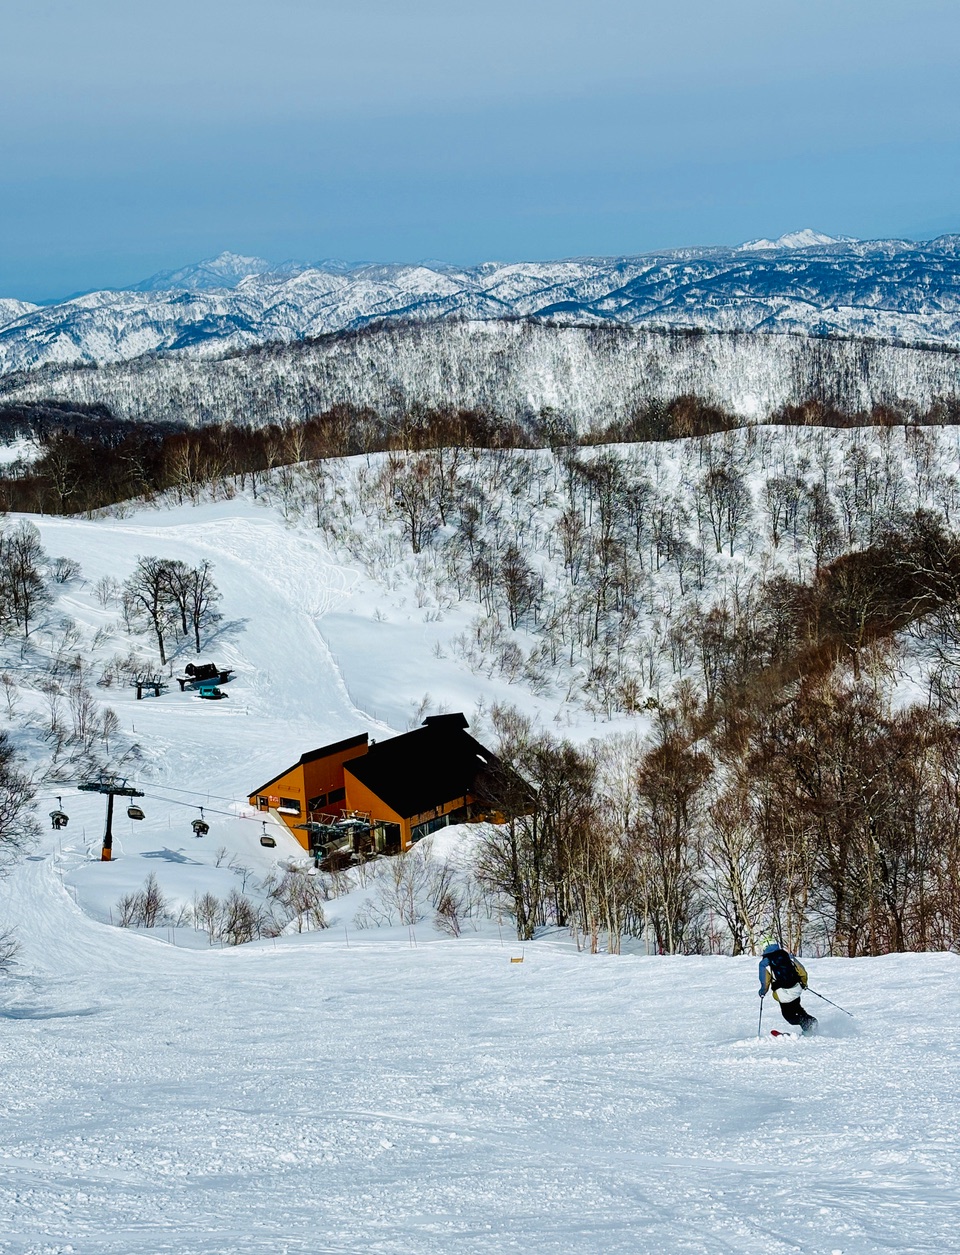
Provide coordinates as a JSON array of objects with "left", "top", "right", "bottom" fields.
[
  {"left": 192, "top": 818, "right": 210, "bottom": 837},
  {"left": 50, "top": 809, "right": 69, "bottom": 831},
  {"left": 127, "top": 805, "right": 145, "bottom": 821}
]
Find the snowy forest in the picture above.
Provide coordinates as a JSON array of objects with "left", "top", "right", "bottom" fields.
[
  {"left": 2, "top": 319, "right": 960, "bottom": 429},
  {"left": 249, "top": 421, "right": 960, "bottom": 959},
  {"left": 4, "top": 400, "right": 960, "bottom": 961}
]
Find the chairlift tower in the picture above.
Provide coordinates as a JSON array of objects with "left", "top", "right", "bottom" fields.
[{"left": 77, "top": 775, "right": 145, "bottom": 861}]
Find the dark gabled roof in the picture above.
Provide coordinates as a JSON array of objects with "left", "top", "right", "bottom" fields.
[
  {"left": 249, "top": 733, "right": 369, "bottom": 798},
  {"left": 344, "top": 714, "right": 501, "bottom": 819}
]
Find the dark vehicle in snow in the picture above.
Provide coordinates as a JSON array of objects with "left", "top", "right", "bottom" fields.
[{"left": 176, "top": 662, "right": 234, "bottom": 691}]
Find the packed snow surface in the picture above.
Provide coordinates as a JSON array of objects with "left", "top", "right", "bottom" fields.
[
  {"left": 1, "top": 498, "right": 959, "bottom": 1252},
  {"left": 2, "top": 890, "right": 958, "bottom": 1253}
]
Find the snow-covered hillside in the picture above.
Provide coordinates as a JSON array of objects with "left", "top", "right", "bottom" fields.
[
  {"left": 4, "top": 422, "right": 960, "bottom": 936},
  {"left": 4, "top": 319, "right": 960, "bottom": 429},
  {"left": 2, "top": 232, "right": 960, "bottom": 375},
  {"left": 2, "top": 444, "right": 960, "bottom": 1250},
  {"left": 0, "top": 496, "right": 570, "bottom": 948},
  {"left": 0, "top": 298, "right": 39, "bottom": 330}
]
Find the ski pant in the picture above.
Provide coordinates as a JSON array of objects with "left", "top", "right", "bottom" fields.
[{"left": 779, "top": 997, "right": 817, "bottom": 1033}]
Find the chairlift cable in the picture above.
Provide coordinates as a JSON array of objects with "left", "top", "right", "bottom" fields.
[
  {"left": 136, "top": 789, "right": 266, "bottom": 824},
  {"left": 35, "top": 784, "right": 260, "bottom": 824},
  {"left": 35, "top": 780, "right": 249, "bottom": 807}
]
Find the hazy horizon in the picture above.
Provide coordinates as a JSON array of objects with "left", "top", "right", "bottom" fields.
[{"left": 2, "top": 1, "right": 958, "bottom": 302}]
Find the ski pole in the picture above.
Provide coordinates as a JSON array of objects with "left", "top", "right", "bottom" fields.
[
  {"left": 806, "top": 987, "right": 854, "bottom": 1017},
  {"left": 758, "top": 994, "right": 764, "bottom": 1038}
]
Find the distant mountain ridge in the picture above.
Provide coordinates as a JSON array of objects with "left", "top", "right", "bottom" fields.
[
  {"left": 1, "top": 230, "right": 959, "bottom": 376},
  {"left": 128, "top": 251, "right": 284, "bottom": 292}
]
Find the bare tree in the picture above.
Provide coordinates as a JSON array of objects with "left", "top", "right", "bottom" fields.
[
  {"left": 630, "top": 730, "right": 711, "bottom": 954},
  {"left": 0, "top": 733, "right": 36, "bottom": 873},
  {"left": 186, "top": 560, "right": 222, "bottom": 652},
  {"left": 124, "top": 556, "right": 177, "bottom": 663},
  {"left": 0, "top": 521, "right": 52, "bottom": 638},
  {"left": 115, "top": 872, "right": 169, "bottom": 929},
  {"left": 699, "top": 462, "right": 751, "bottom": 556},
  {"left": 384, "top": 454, "right": 442, "bottom": 553},
  {"left": 0, "top": 734, "right": 36, "bottom": 972}
]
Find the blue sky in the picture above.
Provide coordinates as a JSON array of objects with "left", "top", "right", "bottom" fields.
[{"left": 2, "top": 0, "right": 958, "bottom": 300}]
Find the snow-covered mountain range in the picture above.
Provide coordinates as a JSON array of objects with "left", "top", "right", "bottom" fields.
[{"left": 2, "top": 230, "right": 960, "bottom": 376}]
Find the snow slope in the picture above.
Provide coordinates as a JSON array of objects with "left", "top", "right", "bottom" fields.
[
  {"left": 2, "top": 873, "right": 957, "bottom": 1253},
  {"left": 21, "top": 502, "right": 378, "bottom": 797},
  {"left": 0, "top": 299, "right": 39, "bottom": 330},
  {"left": 2, "top": 495, "right": 959, "bottom": 1252},
  {"left": 0, "top": 495, "right": 574, "bottom": 931}
]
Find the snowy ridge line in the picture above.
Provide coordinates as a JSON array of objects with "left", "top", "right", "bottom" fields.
[{"left": 3, "top": 318, "right": 960, "bottom": 430}]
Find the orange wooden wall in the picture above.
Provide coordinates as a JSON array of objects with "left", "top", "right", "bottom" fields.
[{"left": 248, "top": 740, "right": 369, "bottom": 846}]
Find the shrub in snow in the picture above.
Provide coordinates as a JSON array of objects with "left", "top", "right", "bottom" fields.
[
  {"left": 116, "top": 872, "right": 169, "bottom": 930},
  {"left": 265, "top": 868, "right": 328, "bottom": 934},
  {"left": 50, "top": 556, "right": 82, "bottom": 584}
]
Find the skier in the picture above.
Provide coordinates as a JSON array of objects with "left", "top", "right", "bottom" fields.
[{"left": 758, "top": 939, "right": 818, "bottom": 1034}]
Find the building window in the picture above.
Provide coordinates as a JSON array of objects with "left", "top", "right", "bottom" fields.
[
  {"left": 308, "top": 793, "right": 328, "bottom": 811},
  {"left": 411, "top": 814, "right": 451, "bottom": 842},
  {"left": 278, "top": 797, "right": 301, "bottom": 815},
  {"left": 328, "top": 787, "right": 345, "bottom": 804}
]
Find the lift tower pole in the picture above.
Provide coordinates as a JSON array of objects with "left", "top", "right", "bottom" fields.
[{"left": 78, "top": 776, "right": 145, "bottom": 861}]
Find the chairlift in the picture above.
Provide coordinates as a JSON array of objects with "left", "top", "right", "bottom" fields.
[
  {"left": 50, "top": 798, "right": 69, "bottom": 831},
  {"left": 192, "top": 818, "right": 210, "bottom": 837},
  {"left": 260, "top": 834, "right": 277, "bottom": 848},
  {"left": 127, "top": 805, "right": 145, "bottom": 821}
]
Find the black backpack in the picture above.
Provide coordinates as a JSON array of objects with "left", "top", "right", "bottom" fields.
[{"left": 767, "top": 947, "right": 800, "bottom": 988}]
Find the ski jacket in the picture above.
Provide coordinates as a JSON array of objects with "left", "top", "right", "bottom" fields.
[{"left": 758, "top": 945, "right": 808, "bottom": 1000}]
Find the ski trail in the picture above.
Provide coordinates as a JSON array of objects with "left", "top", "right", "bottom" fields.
[{"left": 28, "top": 511, "right": 389, "bottom": 769}]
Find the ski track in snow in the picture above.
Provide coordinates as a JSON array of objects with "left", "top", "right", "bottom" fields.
[
  {"left": 1, "top": 503, "right": 959, "bottom": 1252},
  {"left": 25, "top": 509, "right": 381, "bottom": 787},
  {"left": 2, "top": 858, "right": 959, "bottom": 1255}
]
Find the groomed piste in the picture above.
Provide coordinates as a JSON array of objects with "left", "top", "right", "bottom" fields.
[{"left": 2, "top": 850, "right": 958, "bottom": 1253}]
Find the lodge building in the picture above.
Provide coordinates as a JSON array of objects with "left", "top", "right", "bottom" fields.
[{"left": 248, "top": 713, "right": 509, "bottom": 854}]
